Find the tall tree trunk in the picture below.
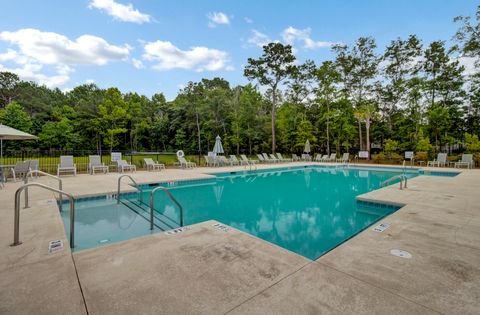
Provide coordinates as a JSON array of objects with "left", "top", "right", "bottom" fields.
[
  {"left": 271, "top": 87, "right": 277, "bottom": 154},
  {"left": 195, "top": 111, "right": 201, "bottom": 156},
  {"left": 358, "top": 119, "right": 363, "bottom": 151},
  {"left": 366, "top": 117, "right": 371, "bottom": 160}
]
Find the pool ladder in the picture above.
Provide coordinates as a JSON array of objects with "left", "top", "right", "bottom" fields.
[
  {"left": 11, "top": 181, "right": 76, "bottom": 248},
  {"left": 117, "top": 175, "right": 183, "bottom": 230},
  {"left": 381, "top": 174, "right": 408, "bottom": 190}
]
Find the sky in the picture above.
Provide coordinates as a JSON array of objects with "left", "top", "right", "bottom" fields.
[{"left": 0, "top": 0, "right": 478, "bottom": 100}]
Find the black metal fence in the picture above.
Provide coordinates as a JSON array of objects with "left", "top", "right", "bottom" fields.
[{"left": 0, "top": 150, "right": 177, "bottom": 174}]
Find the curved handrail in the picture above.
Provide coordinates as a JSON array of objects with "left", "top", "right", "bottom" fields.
[
  {"left": 150, "top": 186, "right": 183, "bottom": 230},
  {"left": 12, "top": 182, "right": 75, "bottom": 248},
  {"left": 117, "top": 174, "right": 143, "bottom": 204},
  {"left": 24, "top": 170, "right": 63, "bottom": 210},
  {"left": 381, "top": 174, "right": 408, "bottom": 190}
]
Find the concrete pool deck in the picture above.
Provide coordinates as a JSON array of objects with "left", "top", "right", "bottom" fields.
[{"left": 0, "top": 162, "right": 479, "bottom": 314}]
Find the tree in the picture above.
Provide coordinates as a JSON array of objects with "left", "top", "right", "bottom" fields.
[
  {"left": 0, "top": 72, "right": 20, "bottom": 107},
  {"left": 454, "top": 5, "right": 480, "bottom": 65},
  {"left": 98, "top": 88, "right": 130, "bottom": 151},
  {"left": 0, "top": 101, "right": 32, "bottom": 132},
  {"left": 244, "top": 42, "right": 296, "bottom": 153},
  {"left": 314, "top": 61, "right": 340, "bottom": 155},
  {"left": 464, "top": 133, "right": 480, "bottom": 153}
]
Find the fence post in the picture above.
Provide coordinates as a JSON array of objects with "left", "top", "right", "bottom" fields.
[{"left": 21, "top": 149, "right": 25, "bottom": 161}]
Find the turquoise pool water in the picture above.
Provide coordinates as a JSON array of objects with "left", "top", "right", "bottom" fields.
[
  {"left": 61, "top": 166, "right": 456, "bottom": 257},
  {"left": 141, "top": 166, "right": 415, "bottom": 259}
]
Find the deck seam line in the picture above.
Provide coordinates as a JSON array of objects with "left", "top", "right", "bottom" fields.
[
  {"left": 71, "top": 253, "right": 89, "bottom": 315},
  {"left": 315, "top": 260, "right": 444, "bottom": 314},
  {"left": 223, "top": 260, "right": 313, "bottom": 314}
]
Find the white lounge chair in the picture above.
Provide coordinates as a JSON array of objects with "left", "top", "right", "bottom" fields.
[
  {"left": 454, "top": 154, "right": 474, "bottom": 169},
  {"left": 314, "top": 154, "right": 322, "bottom": 162},
  {"left": 229, "top": 155, "right": 241, "bottom": 166},
  {"left": 117, "top": 159, "right": 136, "bottom": 173},
  {"left": 57, "top": 156, "right": 76, "bottom": 176},
  {"left": 241, "top": 155, "right": 257, "bottom": 165},
  {"left": 257, "top": 154, "right": 267, "bottom": 163},
  {"left": 269, "top": 153, "right": 281, "bottom": 163},
  {"left": 427, "top": 153, "right": 447, "bottom": 167},
  {"left": 301, "top": 154, "right": 312, "bottom": 161},
  {"left": 178, "top": 156, "right": 196, "bottom": 169},
  {"left": 263, "top": 153, "right": 277, "bottom": 163},
  {"left": 292, "top": 154, "right": 301, "bottom": 162},
  {"left": 326, "top": 153, "right": 337, "bottom": 162},
  {"left": 89, "top": 155, "right": 108, "bottom": 174},
  {"left": 277, "top": 153, "right": 291, "bottom": 162},
  {"left": 144, "top": 158, "right": 165, "bottom": 171},
  {"left": 204, "top": 156, "right": 217, "bottom": 167},
  {"left": 337, "top": 153, "right": 350, "bottom": 163}
]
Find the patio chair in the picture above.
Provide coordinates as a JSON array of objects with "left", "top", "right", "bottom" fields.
[
  {"left": 229, "top": 155, "right": 241, "bottom": 166},
  {"left": 263, "top": 153, "right": 277, "bottom": 163},
  {"left": 12, "top": 160, "right": 31, "bottom": 181},
  {"left": 204, "top": 156, "right": 217, "bottom": 167},
  {"left": 28, "top": 159, "right": 39, "bottom": 178},
  {"left": 257, "top": 154, "right": 267, "bottom": 163},
  {"left": 326, "top": 153, "right": 337, "bottom": 162},
  {"left": 178, "top": 156, "right": 196, "bottom": 169},
  {"left": 89, "top": 155, "right": 108, "bottom": 174},
  {"left": 117, "top": 159, "right": 136, "bottom": 173},
  {"left": 314, "top": 154, "right": 322, "bottom": 162},
  {"left": 301, "top": 153, "right": 312, "bottom": 161},
  {"left": 277, "top": 153, "right": 291, "bottom": 162},
  {"left": 57, "top": 156, "right": 76, "bottom": 176},
  {"left": 144, "top": 158, "right": 165, "bottom": 171},
  {"left": 427, "top": 153, "right": 447, "bottom": 167},
  {"left": 454, "top": 154, "right": 474, "bottom": 169},
  {"left": 291, "top": 154, "right": 301, "bottom": 162},
  {"left": 269, "top": 153, "right": 282, "bottom": 163},
  {"left": 241, "top": 154, "right": 258, "bottom": 165},
  {"left": 337, "top": 153, "right": 350, "bottom": 163},
  {"left": 320, "top": 155, "right": 329, "bottom": 162}
]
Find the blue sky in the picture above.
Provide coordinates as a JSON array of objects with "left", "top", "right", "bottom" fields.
[{"left": 0, "top": 0, "right": 477, "bottom": 100}]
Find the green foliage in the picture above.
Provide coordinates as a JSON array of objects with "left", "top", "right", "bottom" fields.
[
  {"left": 465, "top": 133, "right": 480, "bottom": 153},
  {"left": 416, "top": 130, "right": 434, "bottom": 152},
  {"left": 384, "top": 139, "right": 399, "bottom": 157},
  {"left": 0, "top": 101, "right": 32, "bottom": 132}
]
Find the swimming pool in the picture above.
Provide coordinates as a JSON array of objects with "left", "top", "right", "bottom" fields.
[{"left": 63, "top": 165, "right": 452, "bottom": 257}]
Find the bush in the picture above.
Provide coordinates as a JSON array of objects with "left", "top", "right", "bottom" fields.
[
  {"left": 372, "top": 153, "right": 385, "bottom": 164},
  {"left": 414, "top": 151, "right": 428, "bottom": 162},
  {"left": 389, "top": 153, "right": 403, "bottom": 163}
]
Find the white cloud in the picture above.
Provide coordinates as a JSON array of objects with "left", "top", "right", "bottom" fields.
[
  {"left": 88, "top": 0, "right": 151, "bottom": 24},
  {"left": 142, "top": 40, "right": 231, "bottom": 72},
  {"left": 131, "top": 58, "right": 144, "bottom": 69},
  {"left": 282, "top": 27, "right": 336, "bottom": 50},
  {"left": 207, "top": 12, "right": 230, "bottom": 28},
  {"left": 244, "top": 17, "right": 253, "bottom": 24},
  {"left": 457, "top": 56, "right": 480, "bottom": 76},
  {"left": 246, "top": 30, "right": 272, "bottom": 48},
  {"left": 85, "top": 79, "right": 95, "bottom": 84},
  {"left": 0, "top": 28, "right": 130, "bottom": 88}
]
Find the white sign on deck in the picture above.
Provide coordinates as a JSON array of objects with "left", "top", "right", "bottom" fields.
[
  {"left": 358, "top": 151, "right": 369, "bottom": 158},
  {"left": 372, "top": 223, "right": 390, "bottom": 233},
  {"left": 405, "top": 151, "right": 414, "bottom": 159},
  {"left": 48, "top": 240, "right": 64, "bottom": 253},
  {"left": 164, "top": 226, "right": 191, "bottom": 235},
  {"left": 212, "top": 223, "right": 231, "bottom": 232}
]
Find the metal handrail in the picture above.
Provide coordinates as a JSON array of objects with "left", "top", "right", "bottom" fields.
[
  {"left": 117, "top": 174, "right": 143, "bottom": 204},
  {"left": 24, "top": 170, "right": 63, "bottom": 211},
  {"left": 381, "top": 174, "right": 408, "bottom": 190},
  {"left": 11, "top": 182, "right": 75, "bottom": 248},
  {"left": 150, "top": 186, "right": 183, "bottom": 230}
]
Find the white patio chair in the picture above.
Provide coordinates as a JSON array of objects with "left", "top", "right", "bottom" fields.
[
  {"left": 144, "top": 158, "right": 165, "bottom": 171},
  {"left": 89, "top": 155, "right": 108, "bottom": 174},
  {"left": 57, "top": 156, "right": 76, "bottom": 176}
]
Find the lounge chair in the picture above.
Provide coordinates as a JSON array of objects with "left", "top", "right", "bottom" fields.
[
  {"left": 257, "top": 154, "right": 267, "bottom": 163},
  {"left": 144, "top": 158, "right": 165, "bottom": 171},
  {"left": 277, "top": 153, "right": 291, "bottom": 162},
  {"left": 229, "top": 155, "right": 241, "bottom": 166},
  {"left": 301, "top": 154, "right": 312, "bottom": 161},
  {"left": 427, "top": 153, "right": 447, "bottom": 167},
  {"left": 11, "top": 161, "right": 31, "bottom": 181},
  {"left": 321, "top": 155, "right": 329, "bottom": 162},
  {"left": 337, "top": 153, "right": 350, "bottom": 163},
  {"left": 314, "top": 154, "right": 322, "bottom": 162},
  {"left": 57, "top": 156, "right": 76, "bottom": 176},
  {"left": 89, "top": 155, "right": 108, "bottom": 174},
  {"left": 269, "top": 153, "right": 282, "bottom": 163},
  {"left": 262, "top": 153, "right": 277, "bottom": 163},
  {"left": 178, "top": 156, "right": 196, "bottom": 169},
  {"left": 454, "top": 154, "right": 474, "bottom": 169},
  {"left": 204, "top": 156, "right": 217, "bottom": 167},
  {"left": 326, "top": 153, "right": 337, "bottom": 162},
  {"left": 241, "top": 155, "right": 257, "bottom": 165},
  {"left": 117, "top": 159, "right": 136, "bottom": 173},
  {"left": 292, "top": 154, "right": 301, "bottom": 162}
]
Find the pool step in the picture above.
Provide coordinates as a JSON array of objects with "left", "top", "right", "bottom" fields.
[{"left": 121, "top": 197, "right": 180, "bottom": 231}]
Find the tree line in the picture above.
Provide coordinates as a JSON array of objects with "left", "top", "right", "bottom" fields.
[{"left": 0, "top": 6, "right": 479, "bottom": 158}]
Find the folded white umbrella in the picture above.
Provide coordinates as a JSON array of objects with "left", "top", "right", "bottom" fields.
[
  {"left": 212, "top": 135, "right": 224, "bottom": 155},
  {"left": 304, "top": 140, "right": 311, "bottom": 153}
]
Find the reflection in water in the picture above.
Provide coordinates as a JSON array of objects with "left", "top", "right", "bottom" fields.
[{"left": 147, "top": 167, "right": 412, "bottom": 260}]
